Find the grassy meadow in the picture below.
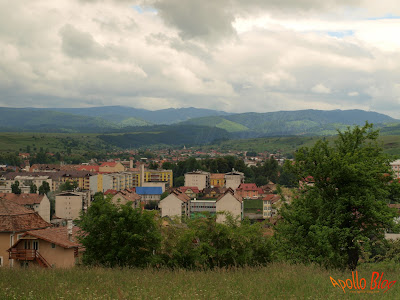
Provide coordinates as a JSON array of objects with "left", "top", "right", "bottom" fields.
[{"left": 0, "top": 263, "right": 399, "bottom": 299}]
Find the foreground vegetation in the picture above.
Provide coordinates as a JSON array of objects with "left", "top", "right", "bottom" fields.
[{"left": 0, "top": 263, "right": 399, "bottom": 299}]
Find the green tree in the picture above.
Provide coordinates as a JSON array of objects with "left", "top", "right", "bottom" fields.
[
  {"left": 148, "top": 161, "right": 159, "bottom": 170},
  {"left": 30, "top": 183, "right": 37, "bottom": 194},
  {"left": 77, "top": 197, "right": 161, "bottom": 268},
  {"left": 59, "top": 180, "right": 79, "bottom": 191},
  {"left": 274, "top": 123, "right": 399, "bottom": 270},
  {"left": 38, "top": 181, "right": 51, "bottom": 195},
  {"left": 11, "top": 181, "right": 21, "bottom": 194},
  {"left": 160, "top": 215, "right": 271, "bottom": 269}
]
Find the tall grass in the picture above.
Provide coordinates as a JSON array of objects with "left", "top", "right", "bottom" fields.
[{"left": 1, "top": 263, "right": 399, "bottom": 299}]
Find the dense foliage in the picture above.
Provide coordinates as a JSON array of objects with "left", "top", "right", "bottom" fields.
[
  {"left": 274, "top": 123, "right": 399, "bottom": 270},
  {"left": 159, "top": 216, "right": 271, "bottom": 269},
  {"left": 77, "top": 199, "right": 272, "bottom": 269},
  {"left": 77, "top": 197, "right": 161, "bottom": 268}
]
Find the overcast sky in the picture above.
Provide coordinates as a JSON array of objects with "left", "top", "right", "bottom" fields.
[{"left": 1, "top": 1, "right": 400, "bottom": 117}]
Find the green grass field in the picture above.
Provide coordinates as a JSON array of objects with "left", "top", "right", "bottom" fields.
[{"left": 0, "top": 263, "right": 398, "bottom": 299}]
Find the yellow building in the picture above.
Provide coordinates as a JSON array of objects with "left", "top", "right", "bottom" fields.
[{"left": 210, "top": 173, "right": 225, "bottom": 187}]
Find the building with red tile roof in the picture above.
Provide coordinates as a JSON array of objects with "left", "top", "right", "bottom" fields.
[
  {"left": 8, "top": 226, "right": 82, "bottom": 268},
  {"left": 0, "top": 197, "right": 51, "bottom": 267},
  {"left": 236, "top": 183, "right": 263, "bottom": 199},
  {"left": 0, "top": 193, "right": 50, "bottom": 222}
]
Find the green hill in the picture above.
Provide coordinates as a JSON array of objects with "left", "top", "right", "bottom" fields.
[
  {"left": 186, "top": 109, "right": 397, "bottom": 137},
  {"left": 181, "top": 116, "right": 249, "bottom": 132}
]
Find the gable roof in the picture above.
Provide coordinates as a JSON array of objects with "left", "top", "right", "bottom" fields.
[
  {"left": 114, "top": 190, "right": 141, "bottom": 201},
  {"left": 179, "top": 186, "right": 200, "bottom": 194},
  {"left": 216, "top": 188, "right": 242, "bottom": 203},
  {"left": 168, "top": 190, "right": 190, "bottom": 202},
  {"left": 237, "top": 183, "right": 258, "bottom": 191},
  {"left": 77, "top": 165, "right": 100, "bottom": 172},
  {"left": 0, "top": 193, "right": 46, "bottom": 206},
  {"left": 0, "top": 198, "right": 51, "bottom": 233},
  {"left": 10, "top": 226, "right": 81, "bottom": 249},
  {"left": 136, "top": 187, "right": 163, "bottom": 195}
]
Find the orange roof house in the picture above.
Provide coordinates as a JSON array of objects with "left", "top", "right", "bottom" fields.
[
  {"left": 8, "top": 226, "right": 82, "bottom": 268},
  {"left": 236, "top": 183, "right": 263, "bottom": 198},
  {"left": 0, "top": 197, "right": 51, "bottom": 267},
  {"left": 0, "top": 193, "right": 51, "bottom": 223}
]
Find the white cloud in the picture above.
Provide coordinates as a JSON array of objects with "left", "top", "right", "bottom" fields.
[
  {"left": 311, "top": 84, "right": 331, "bottom": 94},
  {"left": 0, "top": 0, "right": 400, "bottom": 117},
  {"left": 348, "top": 91, "right": 359, "bottom": 96}
]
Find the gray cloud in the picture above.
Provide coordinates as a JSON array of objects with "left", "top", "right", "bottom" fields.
[
  {"left": 0, "top": 0, "right": 400, "bottom": 118},
  {"left": 59, "top": 24, "right": 107, "bottom": 59}
]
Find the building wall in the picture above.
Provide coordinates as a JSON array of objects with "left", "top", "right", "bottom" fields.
[
  {"left": 159, "top": 195, "right": 184, "bottom": 219},
  {"left": 0, "top": 232, "right": 25, "bottom": 267},
  {"left": 14, "top": 239, "right": 76, "bottom": 268},
  {"left": 55, "top": 195, "right": 83, "bottom": 220},
  {"left": 36, "top": 195, "right": 51, "bottom": 223},
  {"left": 225, "top": 175, "right": 242, "bottom": 190},
  {"left": 0, "top": 233, "right": 11, "bottom": 267},
  {"left": 216, "top": 194, "right": 242, "bottom": 224},
  {"left": 184, "top": 173, "right": 209, "bottom": 190},
  {"left": 142, "top": 182, "right": 167, "bottom": 192}
]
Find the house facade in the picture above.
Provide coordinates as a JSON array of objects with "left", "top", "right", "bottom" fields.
[
  {"left": 8, "top": 226, "right": 81, "bottom": 268},
  {"left": 216, "top": 189, "right": 243, "bottom": 224},
  {"left": 159, "top": 190, "right": 190, "bottom": 220},
  {"left": 55, "top": 191, "right": 91, "bottom": 221},
  {"left": 184, "top": 171, "right": 210, "bottom": 190},
  {"left": 0, "top": 198, "right": 50, "bottom": 268},
  {"left": 225, "top": 170, "right": 245, "bottom": 190}
]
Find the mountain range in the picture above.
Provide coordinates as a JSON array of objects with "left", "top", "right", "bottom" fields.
[{"left": 0, "top": 106, "right": 398, "bottom": 144}]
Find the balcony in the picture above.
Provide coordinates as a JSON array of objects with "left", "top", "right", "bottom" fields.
[
  {"left": 9, "top": 249, "right": 36, "bottom": 260},
  {"left": 9, "top": 249, "right": 51, "bottom": 268}
]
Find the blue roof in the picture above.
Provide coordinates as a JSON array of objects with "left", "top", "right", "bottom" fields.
[{"left": 136, "top": 187, "right": 163, "bottom": 195}]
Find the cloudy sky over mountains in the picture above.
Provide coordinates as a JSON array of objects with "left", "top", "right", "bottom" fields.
[{"left": 1, "top": 0, "right": 400, "bottom": 116}]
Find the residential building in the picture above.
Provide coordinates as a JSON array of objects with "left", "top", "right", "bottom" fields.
[
  {"left": 210, "top": 173, "right": 225, "bottom": 188},
  {"left": 159, "top": 190, "right": 190, "bottom": 219},
  {"left": 216, "top": 188, "right": 243, "bottom": 224},
  {"left": 184, "top": 171, "right": 210, "bottom": 190},
  {"left": 225, "top": 170, "right": 245, "bottom": 190},
  {"left": 99, "top": 162, "right": 125, "bottom": 173},
  {"left": 111, "top": 190, "right": 141, "bottom": 208},
  {"left": 0, "top": 193, "right": 50, "bottom": 222},
  {"left": 0, "top": 198, "right": 50, "bottom": 267},
  {"left": 178, "top": 186, "right": 200, "bottom": 199},
  {"left": 202, "top": 187, "right": 226, "bottom": 199},
  {"left": 59, "top": 171, "right": 95, "bottom": 191},
  {"left": 391, "top": 159, "right": 400, "bottom": 179},
  {"left": 135, "top": 187, "right": 162, "bottom": 202},
  {"left": 140, "top": 165, "right": 173, "bottom": 188},
  {"left": 142, "top": 181, "right": 167, "bottom": 192},
  {"left": 236, "top": 183, "right": 263, "bottom": 199},
  {"left": 55, "top": 191, "right": 91, "bottom": 221},
  {"left": 8, "top": 226, "right": 81, "bottom": 268},
  {"left": 0, "top": 175, "right": 53, "bottom": 194},
  {"left": 89, "top": 172, "right": 133, "bottom": 193},
  {"left": 263, "top": 194, "right": 281, "bottom": 219}
]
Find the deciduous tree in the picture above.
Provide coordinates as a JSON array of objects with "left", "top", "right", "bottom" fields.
[{"left": 275, "top": 123, "right": 399, "bottom": 270}]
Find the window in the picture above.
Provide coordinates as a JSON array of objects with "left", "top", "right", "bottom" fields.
[{"left": 51, "top": 243, "right": 56, "bottom": 249}]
